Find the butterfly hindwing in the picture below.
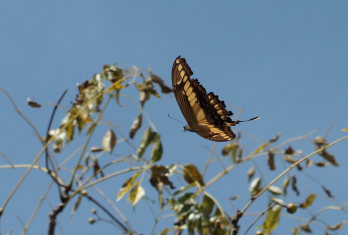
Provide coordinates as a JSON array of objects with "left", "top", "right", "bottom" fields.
[{"left": 172, "top": 56, "right": 236, "bottom": 142}]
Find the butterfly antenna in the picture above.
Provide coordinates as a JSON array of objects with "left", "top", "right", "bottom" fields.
[
  {"left": 168, "top": 114, "right": 186, "bottom": 126},
  {"left": 238, "top": 116, "right": 261, "bottom": 123}
]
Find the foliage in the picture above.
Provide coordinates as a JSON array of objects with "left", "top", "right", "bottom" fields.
[{"left": 0, "top": 62, "right": 347, "bottom": 235}]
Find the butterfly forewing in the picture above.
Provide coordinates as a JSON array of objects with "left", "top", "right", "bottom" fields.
[{"left": 172, "top": 56, "right": 236, "bottom": 142}]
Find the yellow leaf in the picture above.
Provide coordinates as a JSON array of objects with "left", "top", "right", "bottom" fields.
[
  {"left": 112, "top": 78, "right": 126, "bottom": 91},
  {"left": 327, "top": 222, "right": 344, "bottom": 231},
  {"left": 300, "top": 194, "right": 316, "bottom": 208},
  {"left": 158, "top": 228, "right": 171, "bottom": 235},
  {"left": 76, "top": 165, "right": 84, "bottom": 170},
  {"left": 262, "top": 205, "right": 282, "bottom": 233},
  {"left": 254, "top": 143, "right": 270, "bottom": 154},
  {"left": 129, "top": 182, "right": 145, "bottom": 206},
  {"left": 117, "top": 171, "right": 141, "bottom": 201}
]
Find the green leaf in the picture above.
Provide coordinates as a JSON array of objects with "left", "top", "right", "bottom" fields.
[
  {"left": 102, "top": 129, "right": 117, "bottom": 152},
  {"left": 72, "top": 194, "right": 83, "bottom": 214},
  {"left": 300, "top": 194, "right": 316, "bottom": 209},
  {"left": 262, "top": 205, "right": 282, "bottom": 233},
  {"left": 117, "top": 171, "right": 141, "bottom": 201},
  {"left": 137, "top": 128, "right": 157, "bottom": 158},
  {"left": 129, "top": 181, "right": 145, "bottom": 206},
  {"left": 151, "top": 138, "right": 163, "bottom": 163},
  {"left": 201, "top": 195, "right": 214, "bottom": 216}
]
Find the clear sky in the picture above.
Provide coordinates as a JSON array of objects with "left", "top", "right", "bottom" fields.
[{"left": 1, "top": 1, "right": 348, "bottom": 234}]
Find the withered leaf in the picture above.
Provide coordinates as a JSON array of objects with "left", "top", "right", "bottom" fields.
[
  {"left": 285, "top": 146, "right": 295, "bottom": 155},
  {"left": 149, "top": 72, "right": 173, "bottom": 94},
  {"left": 269, "top": 135, "right": 280, "bottom": 143},
  {"left": 103, "top": 64, "right": 124, "bottom": 82},
  {"left": 267, "top": 149, "right": 276, "bottom": 171},
  {"left": 90, "top": 146, "right": 104, "bottom": 152},
  {"left": 301, "top": 224, "right": 312, "bottom": 233},
  {"left": 150, "top": 165, "right": 175, "bottom": 190},
  {"left": 315, "top": 162, "right": 329, "bottom": 167},
  {"left": 92, "top": 157, "right": 104, "bottom": 178},
  {"left": 291, "top": 176, "right": 300, "bottom": 196},
  {"left": 318, "top": 150, "right": 339, "bottom": 166},
  {"left": 183, "top": 164, "right": 205, "bottom": 186},
  {"left": 322, "top": 185, "right": 334, "bottom": 198},
  {"left": 27, "top": 98, "right": 42, "bottom": 108},
  {"left": 314, "top": 137, "right": 339, "bottom": 166}
]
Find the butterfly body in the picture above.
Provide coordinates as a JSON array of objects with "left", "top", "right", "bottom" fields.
[{"left": 172, "top": 56, "right": 239, "bottom": 142}]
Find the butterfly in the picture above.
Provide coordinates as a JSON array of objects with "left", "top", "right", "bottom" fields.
[{"left": 172, "top": 56, "right": 259, "bottom": 142}]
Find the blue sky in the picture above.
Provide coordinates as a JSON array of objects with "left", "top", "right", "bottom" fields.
[{"left": 1, "top": 1, "right": 348, "bottom": 234}]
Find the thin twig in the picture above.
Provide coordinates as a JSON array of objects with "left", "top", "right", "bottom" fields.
[
  {"left": 44, "top": 89, "right": 68, "bottom": 196},
  {"left": 84, "top": 194, "right": 130, "bottom": 233},
  {"left": 0, "top": 87, "right": 42, "bottom": 142},
  {"left": 243, "top": 203, "right": 275, "bottom": 235},
  {"left": 233, "top": 135, "right": 348, "bottom": 234},
  {"left": 65, "top": 94, "right": 113, "bottom": 194}
]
